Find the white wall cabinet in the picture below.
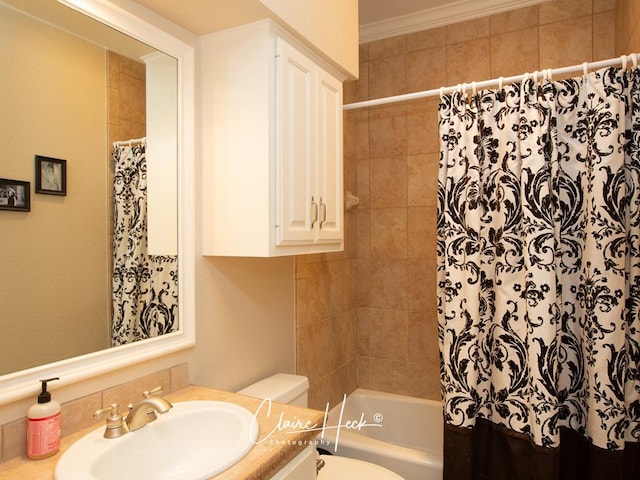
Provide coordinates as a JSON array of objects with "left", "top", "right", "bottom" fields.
[{"left": 201, "top": 20, "right": 344, "bottom": 257}]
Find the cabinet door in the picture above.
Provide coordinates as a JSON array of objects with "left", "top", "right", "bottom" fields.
[
  {"left": 316, "top": 67, "right": 343, "bottom": 243},
  {"left": 275, "top": 38, "right": 315, "bottom": 245}
]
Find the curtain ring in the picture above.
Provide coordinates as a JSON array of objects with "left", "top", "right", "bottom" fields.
[
  {"left": 583, "top": 62, "right": 590, "bottom": 85},
  {"left": 621, "top": 55, "right": 628, "bottom": 70},
  {"left": 498, "top": 76, "right": 504, "bottom": 90},
  {"left": 633, "top": 54, "right": 638, "bottom": 69},
  {"left": 472, "top": 81, "right": 477, "bottom": 96},
  {"left": 440, "top": 86, "right": 445, "bottom": 100},
  {"left": 547, "top": 68, "right": 553, "bottom": 81}
]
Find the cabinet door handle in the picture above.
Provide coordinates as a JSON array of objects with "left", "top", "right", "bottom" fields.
[
  {"left": 311, "top": 198, "right": 318, "bottom": 228},
  {"left": 319, "top": 198, "right": 327, "bottom": 228}
]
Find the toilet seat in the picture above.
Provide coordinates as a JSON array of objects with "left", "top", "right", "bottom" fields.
[{"left": 317, "top": 455, "right": 405, "bottom": 480}]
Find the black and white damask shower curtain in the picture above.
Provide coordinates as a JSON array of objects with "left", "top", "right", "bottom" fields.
[
  {"left": 437, "top": 66, "right": 640, "bottom": 479},
  {"left": 112, "top": 141, "right": 178, "bottom": 345}
]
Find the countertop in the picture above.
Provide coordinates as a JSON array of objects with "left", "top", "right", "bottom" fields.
[{"left": 0, "top": 385, "right": 325, "bottom": 479}]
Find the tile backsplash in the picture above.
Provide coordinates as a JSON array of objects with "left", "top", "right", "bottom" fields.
[{"left": 0, "top": 363, "right": 188, "bottom": 463}]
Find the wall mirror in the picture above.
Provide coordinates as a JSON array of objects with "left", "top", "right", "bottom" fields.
[{"left": 0, "top": 0, "right": 195, "bottom": 404}]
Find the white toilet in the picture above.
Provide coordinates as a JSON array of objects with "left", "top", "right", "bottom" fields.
[{"left": 239, "top": 373, "right": 405, "bottom": 480}]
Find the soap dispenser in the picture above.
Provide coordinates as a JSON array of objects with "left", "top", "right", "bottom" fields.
[{"left": 27, "top": 377, "right": 61, "bottom": 459}]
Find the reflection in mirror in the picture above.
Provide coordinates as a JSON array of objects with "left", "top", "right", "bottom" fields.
[{"left": 0, "top": 0, "right": 178, "bottom": 376}]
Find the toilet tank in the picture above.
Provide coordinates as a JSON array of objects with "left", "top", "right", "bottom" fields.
[{"left": 238, "top": 373, "right": 309, "bottom": 407}]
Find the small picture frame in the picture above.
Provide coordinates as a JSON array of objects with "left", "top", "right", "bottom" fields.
[
  {"left": 0, "top": 179, "right": 30, "bottom": 212},
  {"left": 35, "top": 155, "right": 67, "bottom": 196}
]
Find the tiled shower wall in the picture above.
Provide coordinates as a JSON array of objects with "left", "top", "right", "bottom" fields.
[
  {"left": 296, "top": 0, "right": 618, "bottom": 408},
  {"left": 617, "top": 0, "right": 640, "bottom": 53}
]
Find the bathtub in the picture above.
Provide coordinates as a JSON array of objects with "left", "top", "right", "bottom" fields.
[{"left": 317, "top": 389, "right": 443, "bottom": 480}]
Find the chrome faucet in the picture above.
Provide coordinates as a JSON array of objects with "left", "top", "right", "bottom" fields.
[{"left": 126, "top": 396, "right": 173, "bottom": 431}]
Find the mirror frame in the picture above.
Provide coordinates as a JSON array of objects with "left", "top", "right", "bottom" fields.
[{"left": 0, "top": 0, "right": 196, "bottom": 405}]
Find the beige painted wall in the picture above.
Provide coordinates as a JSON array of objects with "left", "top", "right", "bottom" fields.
[
  {"left": 192, "top": 257, "right": 296, "bottom": 392},
  {"left": 297, "top": 0, "right": 618, "bottom": 408},
  {"left": 0, "top": 4, "right": 110, "bottom": 374},
  {"left": 260, "top": 0, "right": 359, "bottom": 78}
]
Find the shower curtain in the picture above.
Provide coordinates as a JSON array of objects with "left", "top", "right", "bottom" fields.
[
  {"left": 437, "top": 66, "right": 640, "bottom": 479},
  {"left": 112, "top": 141, "right": 178, "bottom": 345}
]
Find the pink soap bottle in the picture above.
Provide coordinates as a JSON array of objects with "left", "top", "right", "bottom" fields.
[{"left": 26, "top": 377, "right": 61, "bottom": 460}]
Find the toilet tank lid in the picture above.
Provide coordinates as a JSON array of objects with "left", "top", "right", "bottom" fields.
[{"left": 238, "top": 373, "right": 309, "bottom": 404}]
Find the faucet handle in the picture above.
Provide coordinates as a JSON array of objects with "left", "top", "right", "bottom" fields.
[
  {"left": 94, "top": 403, "right": 128, "bottom": 438},
  {"left": 94, "top": 403, "right": 120, "bottom": 420},
  {"left": 142, "top": 386, "right": 164, "bottom": 398}
]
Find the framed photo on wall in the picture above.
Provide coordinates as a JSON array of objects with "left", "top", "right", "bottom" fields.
[
  {"left": 35, "top": 155, "right": 67, "bottom": 196},
  {"left": 0, "top": 179, "right": 30, "bottom": 212}
]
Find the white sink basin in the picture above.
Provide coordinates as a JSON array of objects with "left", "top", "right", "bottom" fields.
[{"left": 55, "top": 401, "right": 258, "bottom": 480}]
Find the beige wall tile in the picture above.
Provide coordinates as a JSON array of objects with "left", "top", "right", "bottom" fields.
[
  {"left": 540, "top": 16, "right": 593, "bottom": 68},
  {"left": 369, "top": 35, "right": 406, "bottom": 60},
  {"left": 446, "top": 38, "right": 491, "bottom": 85},
  {"left": 370, "top": 309, "right": 408, "bottom": 361},
  {"left": 446, "top": 17, "right": 490, "bottom": 45},
  {"left": 297, "top": 320, "right": 333, "bottom": 383},
  {"left": 370, "top": 358, "right": 407, "bottom": 394},
  {"left": 491, "top": 27, "right": 540, "bottom": 78},
  {"left": 358, "top": 307, "right": 372, "bottom": 356},
  {"left": 370, "top": 258, "right": 408, "bottom": 309},
  {"left": 61, "top": 393, "right": 102, "bottom": 437},
  {"left": 408, "top": 311, "right": 439, "bottom": 366},
  {"left": 170, "top": 364, "right": 190, "bottom": 392},
  {"left": 407, "top": 206, "right": 434, "bottom": 259},
  {"left": 490, "top": 6, "right": 539, "bottom": 35},
  {"left": 102, "top": 370, "right": 171, "bottom": 411},
  {"left": 369, "top": 105, "right": 407, "bottom": 158},
  {"left": 356, "top": 158, "right": 370, "bottom": 208},
  {"left": 407, "top": 363, "right": 441, "bottom": 399},
  {"left": 369, "top": 55, "right": 406, "bottom": 99},
  {"left": 370, "top": 208, "right": 408, "bottom": 259},
  {"left": 406, "top": 26, "right": 447, "bottom": 51},
  {"left": 407, "top": 99, "right": 440, "bottom": 154},
  {"left": 328, "top": 260, "right": 357, "bottom": 315},
  {"left": 297, "top": 262, "right": 330, "bottom": 327},
  {"left": 407, "top": 46, "right": 447, "bottom": 94},
  {"left": 2, "top": 419, "right": 25, "bottom": 460},
  {"left": 593, "top": 11, "right": 616, "bottom": 61},
  {"left": 369, "top": 157, "right": 407, "bottom": 208},
  {"left": 594, "top": 0, "right": 615, "bottom": 13},
  {"left": 407, "top": 153, "right": 439, "bottom": 207},
  {"left": 407, "top": 258, "right": 432, "bottom": 311},
  {"left": 539, "top": 0, "right": 592, "bottom": 24},
  {"left": 357, "top": 208, "right": 371, "bottom": 258},
  {"left": 357, "top": 356, "right": 371, "bottom": 389},
  {"left": 356, "top": 257, "right": 371, "bottom": 307}
]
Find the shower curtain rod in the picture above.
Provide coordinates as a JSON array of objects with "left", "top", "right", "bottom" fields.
[
  {"left": 113, "top": 137, "right": 146, "bottom": 147},
  {"left": 343, "top": 53, "right": 639, "bottom": 110}
]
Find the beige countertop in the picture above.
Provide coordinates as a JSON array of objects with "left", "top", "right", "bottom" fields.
[{"left": 0, "top": 385, "right": 324, "bottom": 479}]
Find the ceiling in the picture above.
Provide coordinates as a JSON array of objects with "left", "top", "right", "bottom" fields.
[{"left": 131, "top": 0, "right": 547, "bottom": 43}]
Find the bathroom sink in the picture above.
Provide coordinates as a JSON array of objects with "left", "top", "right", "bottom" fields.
[{"left": 54, "top": 401, "right": 258, "bottom": 480}]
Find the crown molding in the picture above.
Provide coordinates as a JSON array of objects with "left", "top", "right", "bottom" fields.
[{"left": 359, "top": 0, "right": 550, "bottom": 44}]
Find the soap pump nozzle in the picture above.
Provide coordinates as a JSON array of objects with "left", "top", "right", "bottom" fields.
[{"left": 38, "top": 377, "right": 60, "bottom": 403}]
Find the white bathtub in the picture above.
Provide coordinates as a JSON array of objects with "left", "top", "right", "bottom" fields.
[{"left": 317, "top": 389, "right": 443, "bottom": 480}]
